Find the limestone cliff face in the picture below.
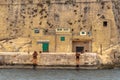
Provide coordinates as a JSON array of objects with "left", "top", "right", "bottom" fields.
[
  {"left": 0, "top": 0, "right": 120, "bottom": 67},
  {"left": 112, "top": 0, "right": 120, "bottom": 41},
  {"left": 0, "top": 0, "right": 119, "bottom": 53}
]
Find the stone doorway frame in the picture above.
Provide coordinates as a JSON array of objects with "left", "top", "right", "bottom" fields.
[{"left": 72, "top": 40, "right": 92, "bottom": 53}]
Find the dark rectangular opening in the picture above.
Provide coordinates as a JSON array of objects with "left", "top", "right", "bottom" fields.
[
  {"left": 103, "top": 21, "right": 108, "bottom": 27},
  {"left": 76, "top": 47, "right": 84, "bottom": 52},
  {"left": 34, "top": 29, "right": 40, "bottom": 33}
]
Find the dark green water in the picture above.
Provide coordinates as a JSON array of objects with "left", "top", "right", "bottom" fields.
[{"left": 0, "top": 69, "right": 120, "bottom": 80}]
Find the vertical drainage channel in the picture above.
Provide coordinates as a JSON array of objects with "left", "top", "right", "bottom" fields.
[{"left": 76, "top": 52, "right": 80, "bottom": 69}]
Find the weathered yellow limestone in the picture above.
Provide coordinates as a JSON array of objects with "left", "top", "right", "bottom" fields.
[{"left": 0, "top": 0, "right": 119, "bottom": 54}]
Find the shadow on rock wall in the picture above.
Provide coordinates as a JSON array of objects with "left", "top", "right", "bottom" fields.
[{"left": 110, "top": 49, "right": 120, "bottom": 65}]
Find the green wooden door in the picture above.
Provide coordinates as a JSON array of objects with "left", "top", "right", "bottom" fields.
[{"left": 42, "top": 43, "right": 49, "bottom": 52}]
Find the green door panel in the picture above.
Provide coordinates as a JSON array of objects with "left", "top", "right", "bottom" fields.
[{"left": 42, "top": 43, "right": 49, "bottom": 52}]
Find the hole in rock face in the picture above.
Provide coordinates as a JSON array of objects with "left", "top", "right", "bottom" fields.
[
  {"left": 80, "top": 15, "right": 83, "bottom": 17},
  {"left": 101, "top": 2, "right": 105, "bottom": 6},
  {"left": 103, "top": 21, "right": 108, "bottom": 27},
  {"left": 44, "top": 15, "right": 47, "bottom": 18},
  {"left": 78, "top": 20, "right": 80, "bottom": 22},
  {"left": 34, "top": 9, "right": 38, "bottom": 13},
  {"left": 54, "top": 14, "right": 59, "bottom": 21},
  {"left": 107, "top": 6, "right": 110, "bottom": 9},
  {"left": 45, "top": 29, "right": 48, "bottom": 32},
  {"left": 69, "top": 22, "right": 72, "bottom": 25},
  {"left": 84, "top": 7, "right": 90, "bottom": 13},
  {"left": 100, "top": 15, "right": 105, "bottom": 19},
  {"left": 29, "top": 0, "right": 33, "bottom": 4},
  {"left": 50, "top": 26, "right": 52, "bottom": 28},
  {"left": 37, "top": 3, "right": 43, "bottom": 7},
  {"left": 74, "top": 10, "right": 77, "bottom": 12},
  {"left": 97, "top": 14, "right": 100, "bottom": 16},
  {"left": 72, "top": 29, "right": 74, "bottom": 31},
  {"left": 39, "top": 22, "right": 41, "bottom": 25}
]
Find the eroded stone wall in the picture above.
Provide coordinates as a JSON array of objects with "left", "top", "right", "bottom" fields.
[
  {"left": 0, "top": 0, "right": 119, "bottom": 53},
  {"left": 112, "top": 0, "right": 120, "bottom": 42}
]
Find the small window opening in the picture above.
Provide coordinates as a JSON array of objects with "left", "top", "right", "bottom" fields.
[
  {"left": 88, "top": 32, "right": 91, "bottom": 36},
  {"left": 64, "top": 28, "right": 69, "bottom": 31},
  {"left": 103, "top": 21, "right": 108, "bottom": 27},
  {"left": 54, "top": 13, "right": 59, "bottom": 21},
  {"left": 34, "top": 29, "right": 40, "bottom": 33},
  {"left": 60, "top": 37, "right": 65, "bottom": 41},
  {"left": 84, "top": 7, "right": 90, "bottom": 13},
  {"left": 72, "top": 29, "right": 74, "bottom": 31},
  {"left": 82, "top": 32, "right": 85, "bottom": 34},
  {"left": 57, "top": 28, "right": 62, "bottom": 31}
]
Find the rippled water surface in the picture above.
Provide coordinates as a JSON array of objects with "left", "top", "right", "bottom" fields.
[{"left": 0, "top": 69, "right": 120, "bottom": 80}]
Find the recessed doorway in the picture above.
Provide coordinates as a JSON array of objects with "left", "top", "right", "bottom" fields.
[
  {"left": 72, "top": 41, "right": 91, "bottom": 53},
  {"left": 42, "top": 42, "right": 49, "bottom": 52}
]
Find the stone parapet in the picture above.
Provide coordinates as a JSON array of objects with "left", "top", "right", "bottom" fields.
[
  {"left": 39, "top": 53, "right": 76, "bottom": 66},
  {"left": 0, "top": 52, "right": 101, "bottom": 66},
  {"left": 0, "top": 52, "right": 33, "bottom": 65}
]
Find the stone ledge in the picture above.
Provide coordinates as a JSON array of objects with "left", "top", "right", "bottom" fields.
[{"left": 0, "top": 65, "right": 98, "bottom": 70}]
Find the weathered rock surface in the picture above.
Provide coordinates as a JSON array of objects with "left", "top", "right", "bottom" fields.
[
  {"left": 0, "top": 0, "right": 120, "bottom": 67},
  {"left": 0, "top": 0, "right": 119, "bottom": 53},
  {"left": 112, "top": 0, "right": 120, "bottom": 41},
  {"left": 80, "top": 53, "right": 101, "bottom": 66},
  {"left": 0, "top": 38, "right": 32, "bottom": 52},
  {"left": 110, "top": 49, "right": 120, "bottom": 64}
]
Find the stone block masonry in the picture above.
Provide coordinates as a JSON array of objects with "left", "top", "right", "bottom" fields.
[
  {"left": 0, "top": 52, "right": 100, "bottom": 67},
  {"left": 0, "top": 49, "right": 119, "bottom": 69}
]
